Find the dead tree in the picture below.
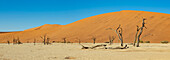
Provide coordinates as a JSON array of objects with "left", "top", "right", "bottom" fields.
[
  {"left": 109, "top": 36, "right": 115, "bottom": 45},
  {"left": 13, "top": 38, "right": 17, "bottom": 44},
  {"left": 133, "top": 25, "right": 140, "bottom": 46},
  {"left": 92, "top": 37, "right": 96, "bottom": 44},
  {"left": 17, "top": 37, "right": 22, "bottom": 44},
  {"left": 7, "top": 40, "right": 10, "bottom": 44},
  {"left": 133, "top": 18, "right": 147, "bottom": 47},
  {"left": 46, "top": 38, "right": 50, "bottom": 45},
  {"left": 78, "top": 39, "right": 81, "bottom": 44},
  {"left": 62, "top": 37, "right": 66, "bottom": 43},
  {"left": 75, "top": 37, "right": 81, "bottom": 44},
  {"left": 41, "top": 34, "right": 47, "bottom": 45},
  {"left": 12, "top": 37, "right": 22, "bottom": 44},
  {"left": 17, "top": 40, "right": 22, "bottom": 44},
  {"left": 115, "top": 25, "right": 123, "bottom": 47},
  {"left": 34, "top": 39, "right": 36, "bottom": 45},
  {"left": 136, "top": 18, "right": 147, "bottom": 47}
]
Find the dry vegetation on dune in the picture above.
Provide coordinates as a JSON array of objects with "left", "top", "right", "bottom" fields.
[{"left": 0, "top": 10, "right": 170, "bottom": 43}]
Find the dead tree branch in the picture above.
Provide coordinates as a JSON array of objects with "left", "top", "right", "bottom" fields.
[
  {"left": 111, "top": 44, "right": 129, "bottom": 49},
  {"left": 133, "top": 25, "right": 140, "bottom": 46},
  {"left": 62, "top": 37, "right": 66, "bottom": 43},
  {"left": 115, "top": 25, "right": 123, "bottom": 46},
  {"left": 13, "top": 38, "right": 16, "bottom": 45},
  {"left": 136, "top": 18, "right": 147, "bottom": 47},
  {"left": 17, "top": 37, "right": 22, "bottom": 44},
  {"left": 80, "top": 44, "right": 129, "bottom": 49},
  {"left": 92, "top": 37, "right": 96, "bottom": 44},
  {"left": 46, "top": 38, "right": 51, "bottom": 45},
  {"left": 109, "top": 36, "right": 115, "bottom": 45},
  {"left": 78, "top": 39, "right": 81, "bottom": 44},
  {"left": 41, "top": 34, "right": 47, "bottom": 45},
  {"left": 80, "top": 44, "right": 107, "bottom": 49},
  {"left": 7, "top": 40, "right": 10, "bottom": 45},
  {"left": 34, "top": 38, "right": 36, "bottom": 45}
]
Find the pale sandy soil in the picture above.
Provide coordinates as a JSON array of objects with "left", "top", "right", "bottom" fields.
[{"left": 0, "top": 43, "right": 170, "bottom": 60}]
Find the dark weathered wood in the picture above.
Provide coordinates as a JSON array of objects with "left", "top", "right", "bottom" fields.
[
  {"left": 91, "top": 44, "right": 107, "bottom": 49},
  {"left": 16, "top": 37, "right": 22, "bottom": 44},
  {"left": 80, "top": 44, "right": 90, "bottom": 49},
  {"left": 109, "top": 36, "right": 115, "bottom": 45},
  {"left": 136, "top": 18, "right": 146, "bottom": 47},
  {"left": 62, "top": 37, "right": 66, "bottom": 43},
  {"left": 133, "top": 25, "right": 140, "bottom": 46},
  {"left": 34, "top": 39, "right": 36, "bottom": 45},
  {"left": 46, "top": 38, "right": 50, "bottom": 45},
  {"left": 80, "top": 44, "right": 107, "bottom": 49},
  {"left": 13, "top": 38, "right": 16, "bottom": 44},
  {"left": 92, "top": 37, "right": 96, "bottom": 44},
  {"left": 80, "top": 44, "right": 129, "bottom": 49},
  {"left": 41, "top": 34, "right": 47, "bottom": 45},
  {"left": 78, "top": 39, "right": 81, "bottom": 44},
  {"left": 112, "top": 44, "right": 129, "bottom": 49},
  {"left": 119, "top": 28, "right": 123, "bottom": 46},
  {"left": 7, "top": 40, "right": 10, "bottom": 44},
  {"left": 17, "top": 40, "right": 22, "bottom": 44},
  {"left": 115, "top": 25, "right": 123, "bottom": 46}
]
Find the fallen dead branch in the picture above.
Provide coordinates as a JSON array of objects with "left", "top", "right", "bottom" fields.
[
  {"left": 80, "top": 44, "right": 107, "bottom": 49},
  {"left": 80, "top": 44, "right": 129, "bottom": 49},
  {"left": 107, "top": 44, "right": 129, "bottom": 49}
]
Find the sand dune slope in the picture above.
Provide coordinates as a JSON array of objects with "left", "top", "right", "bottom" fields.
[{"left": 0, "top": 10, "right": 170, "bottom": 43}]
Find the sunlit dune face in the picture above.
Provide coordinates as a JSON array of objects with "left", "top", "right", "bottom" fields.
[{"left": 0, "top": 10, "right": 169, "bottom": 43}]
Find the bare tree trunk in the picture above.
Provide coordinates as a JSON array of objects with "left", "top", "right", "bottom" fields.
[
  {"left": 34, "top": 39, "right": 36, "bottom": 45},
  {"left": 133, "top": 26, "right": 139, "bottom": 46},
  {"left": 93, "top": 39, "right": 96, "bottom": 44},
  {"left": 115, "top": 25, "right": 123, "bottom": 47},
  {"left": 16, "top": 37, "right": 22, "bottom": 44},
  {"left": 7, "top": 40, "right": 10, "bottom": 45},
  {"left": 43, "top": 35, "right": 46, "bottom": 45},
  {"left": 92, "top": 37, "right": 96, "bottom": 44},
  {"left": 47, "top": 38, "right": 50, "bottom": 45},
  {"left": 136, "top": 18, "right": 146, "bottom": 47},
  {"left": 63, "top": 37, "right": 66, "bottom": 43},
  {"left": 109, "top": 36, "right": 112, "bottom": 45},
  {"left": 13, "top": 38, "right": 16, "bottom": 45},
  {"left": 78, "top": 39, "right": 81, "bottom": 44},
  {"left": 41, "top": 34, "right": 47, "bottom": 45},
  {"left": 109, "top": 36, "right": 115, "bottom": 45},
  {"left": 119, "top": 28, "right": 123, "bottom": 46},
  {"left": 136, "top": 27, "right": 143, "bottom": 47}
]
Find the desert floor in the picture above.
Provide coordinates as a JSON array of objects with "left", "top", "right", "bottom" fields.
[{"left": 0, "top": 43, "right": 170, "bottom": 60}]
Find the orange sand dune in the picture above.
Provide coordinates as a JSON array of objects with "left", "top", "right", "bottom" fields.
[
  {"left": 0, "top": 10, "right": 170, "bottom": 43},
  {"left": 24, "top": 24, "right": 61, "bottom": 31}
]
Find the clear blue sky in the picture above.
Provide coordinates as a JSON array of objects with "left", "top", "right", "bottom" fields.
[{"left": 0, "top": 0, "right": 170, "bottom": 31}]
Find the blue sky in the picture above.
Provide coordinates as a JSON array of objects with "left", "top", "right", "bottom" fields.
[{"left": 0, "top": 0, "right": 170, "bottom": 31}]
